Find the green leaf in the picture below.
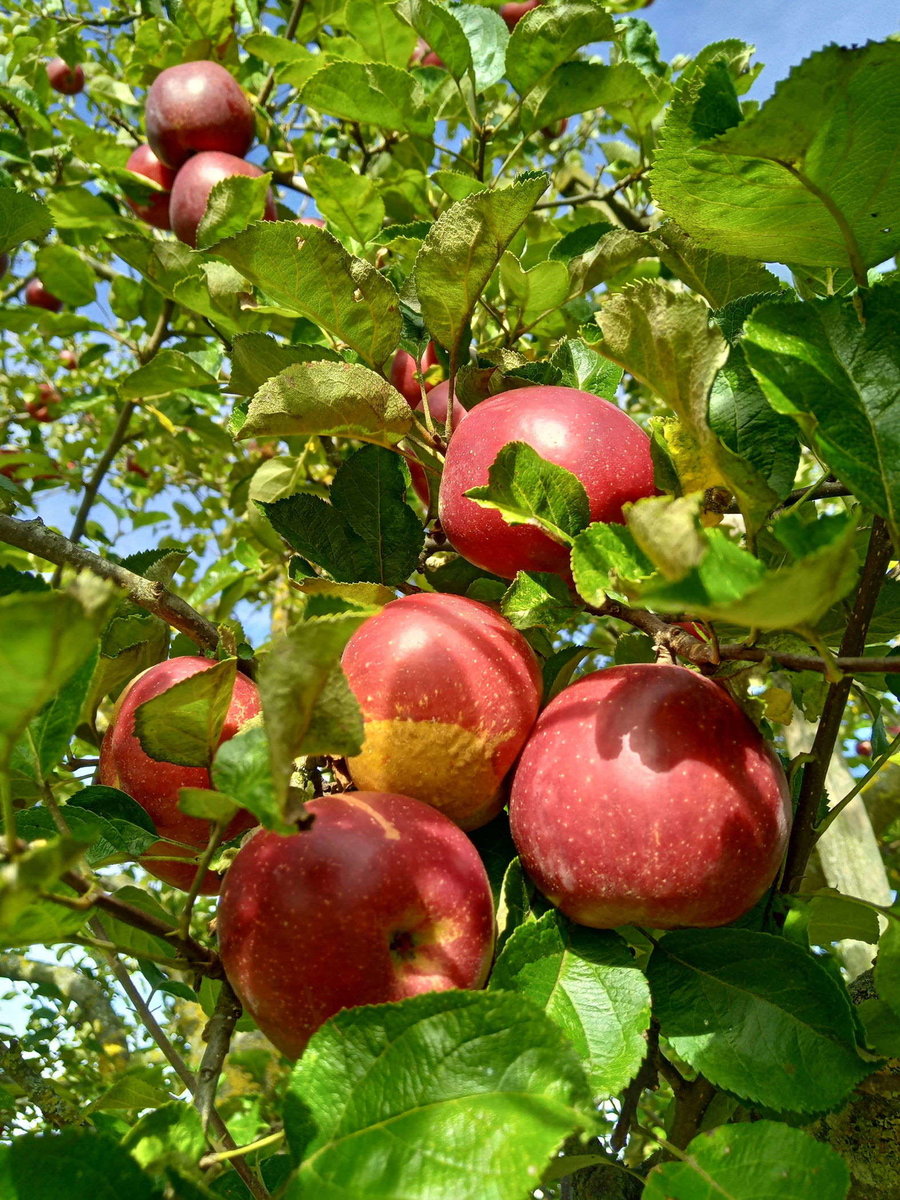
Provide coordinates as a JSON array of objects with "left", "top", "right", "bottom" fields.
[
  {"left": 505, "top": 0, "right": 615, "bottom": 98},
  {"left": 120, "top": 349, "right": 218, "bottom": 401},
  {"left": 228, "top": 334, "right": 341, "bottom": 397},
  {"left": 263, "top": 493, "right": 385, "bottom": 583},
  {"left": 501, "top": 572, "right": 579, "bottom": 631},
  {"left": 571, "top": 521, "right": 654, "bottom": 605},
  {"left": 499, "top": 252, "right": 570, "bottom": 328},
  {"left": 0, "top": 189, "right": 51, "bottom": 254},
  {"left": 653, "top": 41, "right": 900, "bottom": 277},
  {"left": 709, "top": 343, "right": 799, "bottom": 503},
  {"left": 257, "top": 614, "right": 368, "bottom": 804},
  {"left": 86, "top": 1075, "right": 173, "bottom": 1114},
  {"left": 465, "top": 442, "right": 590, "bottom": 547},
  {"left": 122, "top": 1101, "right": 205, "bottom": 1172},
  {"left": 549, "top": 338, "right": 623, "bottom": 398},
  {"left": 652, "top": 221, "right": 784, "bottom": 309},
  {"left": 648, "top": 929, "right": 870, "bottom": 1112},
  {"left": 211, "top": 222, "right": 401, "bottom": 369},
  {"left": 25, "top": 650, "right": 97, "bottom": 776},
  {"left": 133, "top": 657, "right": 237, "bottom": 769},
  {"left": 743, "top": 284, "right": 900, "bottom": 547},
  {"left": 0, "top": 579, "right": 114, "bottom": 772},
  {"left": 490, "top": 912, "right": 651, "bottom": 1098},
  {"left": 0, "top": 1130, "right": 158, "bottom": 1200},
  {"left": 875, "top": 913, "right": 900, "bottom": 1021},
  {"left": 450, "top": 3, "right": 509, "bottom": 92},
  {"left": 805, "top": 892, "right": 882, "bottom": 947},
  {"left": 595, "top": 280, "right": 780, "bottom": 532},
  {"left": 195, "top": 171, "right": 274, "bottom": 251},
  {"left": 283, "top": 990, "right": 593, "bottom": 1200},
  {"left": 211, "top": 725, "right": 288, "bottom": 833},
  {"left": 344, "top": 0, "right": 417, "bottom": 67},
  {"left": 644, "top": 1121, "right": 850, "bottom": 1200},
  {"left": 241, "top": 360, "right": 412, "bottom": 446},
  {"left": 0, "top": 837, "right": 91, "bottom": 943},
  {"left": 330, "top": 445, "right": 424, "bottom": 584},
  {"left": 415, "top": 174, "right": 548, "bottom": 361},
  {"left": 177, "top": 787, "right": 238, "bottom": 822},
  {"left": 34, "top": 244, "right": 96, "bottom": 307},
  {"left": 397, "top": 0, "right": 474, "bottom": 80},
  {"left": 301, "top": 61, "right": 435, "bottom": 138},
  {"left": 304, "top": 155, "right": 385, "bottom": 245},
  {"left": 66, "top": 785, "right": 157, "bottom": 863}
]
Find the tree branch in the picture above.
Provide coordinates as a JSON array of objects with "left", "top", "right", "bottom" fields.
[
  {"left": 0, "top": 514, "right": 220, "bottom": 651},
  {"left": 780, "top": 517, "right": 894, "bottom": 893},
  {"left": 196, "top": 977, "right": 243, "bottom": 1130},
  {"left": 257, "top": 0, "right": 309, "bottom": 107},
  {"left": 0, "top": 1037, "right": 89, "bottom": 1128}
]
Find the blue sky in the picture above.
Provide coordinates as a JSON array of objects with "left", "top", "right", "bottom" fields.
[{"left": 647, "top": 0, "right": 897, "bottom": 97}]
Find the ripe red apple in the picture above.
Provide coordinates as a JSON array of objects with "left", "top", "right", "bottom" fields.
[
  {"left": 390, "top": 341, "right": 439, "bottom": 408},
  {"left": 341, "top": 593, "right": 542, "bottom": 829},
  {"left": 410, "top": 38, "right": 444, "bottom": 67},
  {"left": 500, "top": 1, "right": 542, "bottom": 30},
  {"left": 296, "top": 215, "right": 325, "bottom": 228},
  {"left": 58, "top": 349, "right": 78, "bottom": 370},
  {"left": 168, "top": 151, "right": 277, "bottom": 248},
  {"left": 218, "top": 791, "right": 496, "bottom": 1059},
  {"left": 125, "top": 144, "right": 178, "bottom": 230},
  {"left": 26, "top": 383, "right": 63, "bottom": 423},
  {"left": 409, "top": 379, "right": 467, "bottom": 505},
  {"left": 439, "top": 385, "right": 656, "bottom": 579},
  {"left": 46, "top": 58, "right": 85, "bottom": 94},
  {"left": 145, "top": 60, "right": 255, "bottom": 168},
  {"left": 98, "top": 656, "right": 261, "bottom": 892},
  {"left": 24, "top": 278, "right": 63, "bottom": 312},
  {"left": 855, "top": 740, "right": 872, "bottom": 757},
  {"left": 509, "top": 663, "right": 792, "bottom": 929}
]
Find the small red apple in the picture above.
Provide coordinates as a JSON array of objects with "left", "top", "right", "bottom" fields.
[
  {"left": 168, "top": 151, "right": 277, "bottom": 248},
  {"left": 98, "top": 656, "right": 261, "bottom": 892},
  {"left": 46, "top": 58, "right": 85, "bottom": 95},
  {"left": 509, "top": 663, "right": 792, "bottom": 929},
  {"left": 26, "top": 383, "right": 63, "bottom": 423},
  {"left": 439, "top": 385, "right": 656, "bottom": 579},
  {"left": 217, "top": 791, "right": 496, "bottom": 1059},
  {"left": 342, "top": 592, "right": 542, "bottom": 829},
  {"left": 855, "top": 740, "right": 872, "bottom": 757},
  {"left": 410, "top": 38, "right": 444, "bottom": 67},
  {"left": 0, "top": 253, "right": 8, "bottom": 277},
  {"left": 500, "top": 1, "right": 541, "bottom": 31},
  {"left": 296, "top": 215, "right": 325, "bottom": 228},
  {"left": 390, "top": 341, "right": 439, "bottom": 408},
  {"left": 409, "top": 379, "right": 467, "bottom": 505},
  {"left": 126, "top": 455, "right": 149, "bottom": 479},
  {"left": 145, "top": 60, "right": 255, "bottom": 168},
  {"left": 125, "top": 144, "right": 178, "bottom": 230},
  {"left": 58, "top": 349, "right": 78, "bottom": 370},
  {"left": 24, "top": 278, "right": 63, "bottom": 312}
]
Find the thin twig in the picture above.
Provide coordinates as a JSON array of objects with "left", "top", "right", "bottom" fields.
[
  {"left": 257, "top": 0, "right": 309, "bottom": 107},
  {"left": 179, "top": 820, "right": 227, "bottom": 940},
  {"left": 0, "top": 514, "right": 220, "bottom": 651}
]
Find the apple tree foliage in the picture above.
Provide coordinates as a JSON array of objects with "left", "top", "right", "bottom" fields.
[{"left": 0, "top": 0, "right": 898, "bottom": 1197}]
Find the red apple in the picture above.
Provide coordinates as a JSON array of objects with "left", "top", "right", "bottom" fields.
[
  {"left": 296, "top": 215, "right": 325, "bottom": 228},
  {"left": 341, "top": 593, "right": 542, "bottom": 829},
  {"left": 125, "top": 144, "right": 178, "bottom": 230},
  {"left": 390, "top": 341, "right": 439, "bottom": 407},
  {"left": 98, "top": 656, "right": 261, "bottom": 892},
  {"left": 46, "top": 58, "right": 85, "bottom": 95},
  {"left": 409, "top": 379, "right": 467, "bottom": 505},
  {"left": 126, "top": 455, "right": 149, "bottom": 479},
  {"left": 855, "top": 740, "right": 872, "bottom": 757},
  {"left": 168, "top": 151, "right": 277, "bottom": 248},
  {"left": 509, "top": 663, "right": 792, "bottom": 929},
  {"left": 26, "top": 383, "right": 63, "bottom": 423},
  {"left": 500, "top": 1, "right": 541, "bottom": 31},
  {"left": 410, "top": 38, "right": 444, "bottom": 67},
  {"left": 439, "top": 385, "right": 656, "bottom": 579},
  {"left": 217, "top": 791, "right": 496, "bottom": 1059},
  {"left": 24, "top": 278, "right": 63, "bottom": 312},
  {"left": 58, "top": 349, "right": 78, "bottom": 370},
  {"left": 0, "top": 253, "right": 8, "bottom": 277},
  {"left": 145, "top": 60, "right": 255, "bottom": 168}
]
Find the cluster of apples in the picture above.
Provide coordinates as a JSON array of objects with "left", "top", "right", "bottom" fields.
[
  {"left": 99, "top": 380, "right": 791, "bottom": 1060},
  {"left": 125, "top": 60, "right": 275, "bottom": 247}
]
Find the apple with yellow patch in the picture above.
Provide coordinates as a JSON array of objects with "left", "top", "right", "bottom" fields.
[
  {"left": 341, "top": 593, "right": 542, "bottom": 829},
  {"left": 217, "top": 791, "right": 496, "bottom": 1059}
]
